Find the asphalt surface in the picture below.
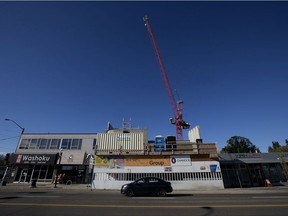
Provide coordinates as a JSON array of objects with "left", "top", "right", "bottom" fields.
[
  {"left": 2, "top": 182, "right": 288, "bottom": 194},
  {"left": 1, "top": 183, "right": 288, "bottom": 216}
]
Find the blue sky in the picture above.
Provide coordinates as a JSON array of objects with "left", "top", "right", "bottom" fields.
[{"left": 0, "top": 1, "right": 287, "bottom": 154}]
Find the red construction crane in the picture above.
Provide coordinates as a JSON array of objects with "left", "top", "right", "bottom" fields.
[{"left": 143, "top": 15, "right": 190, "bottom": 140}]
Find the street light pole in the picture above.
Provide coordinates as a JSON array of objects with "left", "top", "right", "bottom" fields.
[
  {"left": 5, "top": 118, "right": 25, "bottom": 153},
  {"left": 3, "top": 118, "right": 25, "bottom": 184},
  {"left": 5, "top": 118, "right": 25, "bottom": 134}
]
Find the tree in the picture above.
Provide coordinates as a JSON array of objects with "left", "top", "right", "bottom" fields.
[
  {"left": 268, "top": 141, "right": 279, "bottom": 152},
  {"left": 268, "top": 140, "right": 288, "bottom": 178},
  {"left": 221, "top": 136, "right": 261, "bottom": 153},
  {"left": 0, "top": 154, "right": 5, "bottom": 166},
  {"left": 0, "top": 153, "right": 10, "bottom": 166},
  {"left": 268, "top": 140, "right": 288, "bottom": 153}
]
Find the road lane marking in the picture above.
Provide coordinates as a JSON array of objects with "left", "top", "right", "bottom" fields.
[
  {"left": 252, "top": 196, "right": 288, "bottom": 199},
  {"left": 20, "top": 196, "right": 61, "bottom": 198},
  {"left": 1, "top": 203, "right": 288, "bottom": 208}
]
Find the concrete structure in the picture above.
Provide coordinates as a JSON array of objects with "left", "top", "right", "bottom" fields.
[
  {"left": 92, "top": 124, "right": 224, "bottom": 191},
  {"left": 93, "top": 154, "right": 223, "bottom": 190},
  {"left": 2, "top": 121, "right": 222, "bottom": 190},
  {"left": 188, "top": 125, "right": 201, "bottom": 142},
  {"left": 3, "top": 114, "right": 288, "bottom": 192},
  {"left": 7, "top": 133, "right": 96, "bottom": 184},
  {"left": 3, "top": 129, "right": 288, "bottom": 191}
]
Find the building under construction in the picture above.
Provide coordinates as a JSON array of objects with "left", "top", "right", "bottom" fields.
[{"left": 92, "top": 120, "right": 223, "bottom": 190}]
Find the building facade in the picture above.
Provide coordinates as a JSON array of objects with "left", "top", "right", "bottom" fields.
[
  {"left": 219, "top": 153, "right": 288, "bottom": 188},
  {"left": 93, "top": 154, "right": 223, "bottom": 190},
  {"left": 8, "top": 133, "right": 96, "bottom": 184},
  {"left": 92, "top": 127, "right": 224, "bottom": 190},
  {"left": 4, "top": 129, "right": 288, "bottom": 190}
]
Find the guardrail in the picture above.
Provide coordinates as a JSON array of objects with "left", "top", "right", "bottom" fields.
[{"left": 95, "top": 143, "right": 218, "bottom": 157}]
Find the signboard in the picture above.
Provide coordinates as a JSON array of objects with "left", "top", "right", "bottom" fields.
[
  {"left": 170, "top": 155, "right": 192, "bottom": 166},
  {"left": 210, "top": 164, "right": 218, "bottom": 172},
  {"left": 11, "top": 154, "right": 57, "bottom": 165},
  {"left": 235, "top": 153, "right": 262, "bottom": 159},
  {"left": 95, "top": 156, "right": 124, "bottom": 169},
  {"left": 95, "top": 156, "right": 171, "bottom": 167},
  {"left": 124, "top": 158, "right": 170, "bottom": 166},
  {"left": 164, "top": 167, "right": 173, "bottom": 172}
]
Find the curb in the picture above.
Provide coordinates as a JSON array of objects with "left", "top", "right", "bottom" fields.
[{"left": 1, "top": 183, "right": 288, "bottom": 194}]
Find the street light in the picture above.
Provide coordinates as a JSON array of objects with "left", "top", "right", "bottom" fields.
[
  {"left": 2, "top": 119, "right": 25, "bottom": 184},
  {"left": 5, "top": 118, "right": 25, "bottom": 134},
  {"left": 5, "top": 118, "right": 25, "bottom": 153}
]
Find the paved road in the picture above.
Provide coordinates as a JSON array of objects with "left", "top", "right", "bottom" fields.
[{"left": 1, "top": 185, "right": 288, "bottom": 216}]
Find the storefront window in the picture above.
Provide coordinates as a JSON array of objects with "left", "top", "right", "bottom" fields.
[
  {"left": 39, "top": 139, "right": 49, "bottom": 149},
  {"left": 18, "top": 138, "right": 83, "bottom": 150},
  {"left": 50, "top": 139, "right": 61, "bottom": 149},
  {"left": 61, "top": 139, "right": 72, "bottom": 149},
  {"left": 71, "top": 139, "right": 82, "bottom": 150},
  {"left": 61, "top": 139, "right": 82, "bottom": 150},
  {"left": 19, "top": 139, "right": 30, "bottom": 149},
  {"left": 29, "top": 139, "right": 39, "bottom": 149}
]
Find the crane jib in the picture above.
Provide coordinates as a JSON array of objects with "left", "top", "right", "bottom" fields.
[{"left": 143, "top": 15, "right": 190, "bottom": 140}]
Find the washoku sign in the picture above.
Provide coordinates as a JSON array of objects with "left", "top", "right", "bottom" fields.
[{"left": 10, "top": 154, "right": 57, "bottom": 165}]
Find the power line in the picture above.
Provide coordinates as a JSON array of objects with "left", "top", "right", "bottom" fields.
[{"left": 0, "top": 136, "right": 19, "bottom": 141}]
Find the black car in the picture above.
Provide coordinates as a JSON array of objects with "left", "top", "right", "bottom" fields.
[{"left": 121, "top": 177, "right": 173, "bottom": 197}]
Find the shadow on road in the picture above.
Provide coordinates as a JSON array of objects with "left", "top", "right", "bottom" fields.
[
  {"left": 124, "top": 193, "right": 193, "bottom": 197},
  {"left": 16, "top": 191, "right": 48, "bottom": 194},
  {"left": 168, "top": 194, "right": 193, "bottom": 197},
  {"left": 0, "top": 196, "right": 21, "bottom": 200},
  {"left": 201, "top": 206, "right": 214, "bottom": 216}
]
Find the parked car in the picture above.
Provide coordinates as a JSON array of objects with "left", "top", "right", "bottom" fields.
[{"left": 121, "top": 177, "right": 173, "bottom": 197}]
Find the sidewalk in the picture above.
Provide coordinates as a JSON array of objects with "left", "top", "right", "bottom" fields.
[
  {"left": 2, "top": 182, "right": 288, "bottom": 194},
  {"left": 0, "top": 182, "right": 91, "bottom": 190}
]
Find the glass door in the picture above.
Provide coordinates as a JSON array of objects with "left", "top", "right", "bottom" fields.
[{"left": 19, "top": 168, "right": 29, "bottom": 183}]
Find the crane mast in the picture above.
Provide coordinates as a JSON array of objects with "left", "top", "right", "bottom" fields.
[{"left": 143, "top": 15, "right": 190, "bottom": 140}]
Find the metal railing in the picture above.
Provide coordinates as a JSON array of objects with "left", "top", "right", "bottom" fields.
[{"left": 95, "top": 143, "right": 218, "bottom": 157}]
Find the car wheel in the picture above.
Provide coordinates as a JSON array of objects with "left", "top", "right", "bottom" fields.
[
  {"left": 125, "top": 189, "right": 134, "bottom": 197},
  {"left": 65, "top": 180, "right": 72, "bottom": 185},
  {"left": 158, "top": 189, "right": 167, "bottom": 197}
]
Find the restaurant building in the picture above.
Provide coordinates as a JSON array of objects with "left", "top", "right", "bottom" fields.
[{"left": 7, "top": 133, "right": 96, "bottom": 184}]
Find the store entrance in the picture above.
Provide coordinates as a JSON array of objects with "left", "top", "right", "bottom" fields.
[
  {"left": 247, "top": 164, "right": 265, "bottom": 187},
  {"left": 18, "top": 168, "right": 30, "bottom": 183},
  {"left": 15, "top": 165, "right": 54, "bottom": 183}
]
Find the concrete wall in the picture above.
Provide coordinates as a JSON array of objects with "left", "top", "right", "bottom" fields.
[
  {"left": 15, "top": 133, "right": 97, "bottom": 165},
  {"left": 92, "top": 161, "right": 224, "bottom": 190}
]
